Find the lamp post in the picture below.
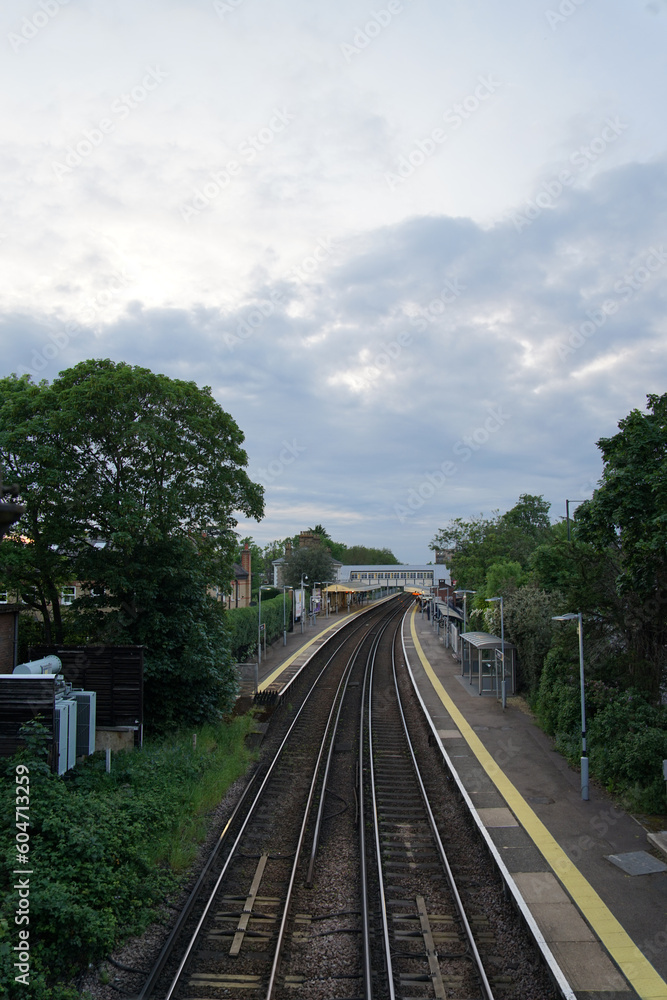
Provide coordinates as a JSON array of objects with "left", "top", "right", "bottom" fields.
[
  {"left": 299, "top": 574, "right": 308, "bottom": 633},
  {"left": 455, "top": 589, "right": 475, "bottom": 679},
  {"left": 258, "top": 585, "right": 273, "bottom": 665},
  {"left": 486, "top": 596, "right": 506, "bottom": 708},
  {"left": 282, "top": 586, "right": 291, "bottom": 646},
  {"left": 455, "top": 589, "right": 476, "bottom": 634},
  {"left": 566, "top": 499, "right": 585, "bottom": 542},
  {"left": 552, "top": 612, "right": 588, "bottom": 800}
]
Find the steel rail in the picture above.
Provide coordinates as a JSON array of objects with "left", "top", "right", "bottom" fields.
[
  {"left": 150, "top": 598, "right": 399, "bottom": 1000},
  {"left": 304, "top": 624, "right": 376, "bottom": 887},
  {"left": 358, "top": 602, "right": 409, "bottom": 999},
  {"left": 264, "top": 608, "right": 400, "bottom": 999},
  {"left": 366, "top": 617, "right": 398, "bottom": 1000},
  {"left": 392, "top": 605, "right": 496, "bottom": 1000}
]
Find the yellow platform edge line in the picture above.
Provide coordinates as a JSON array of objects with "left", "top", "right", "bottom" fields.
[
  {"left": 409, "top": 609, "right": 666, "bottom": 1000},
  {"left": 257, "top": 601, "right": 377, "bottom": 692}
]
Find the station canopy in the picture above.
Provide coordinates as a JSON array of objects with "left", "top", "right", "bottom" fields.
[{"left": 460, "top": 631, "right": 516, "bottom": 650}]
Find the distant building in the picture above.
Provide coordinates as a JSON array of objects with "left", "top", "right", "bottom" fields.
[
  {"left": 226, "top": 543, "right": 252, "bottom": 608},
  {"left": 272, "top": 531, "right": 344, "bottom": 586},
  {"left": 337, "top": 564, "right": 450, "bottom": 588}
]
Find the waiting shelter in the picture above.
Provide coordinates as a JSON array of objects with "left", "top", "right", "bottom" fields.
[
  {"left": 323, "top": 581, "right": 379, "bottom": 613},
  {"left": 460, "top": 631, "right": 516, "bottom": 697}
]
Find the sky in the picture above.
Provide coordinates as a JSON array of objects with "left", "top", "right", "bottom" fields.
[{"left": 2, "top": 0, "right": 666, "bottom": 563}]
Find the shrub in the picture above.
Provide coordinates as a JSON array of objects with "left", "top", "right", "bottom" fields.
[
  {"left": 226, "top": 594, "right": 292, "bottom": 662},
  {"left": 0, "top": 716, "right": 254, "bottom": 998}
]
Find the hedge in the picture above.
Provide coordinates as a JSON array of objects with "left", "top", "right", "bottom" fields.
[{"left": 226, "top": 594, "right": 293, "bottom": 662}]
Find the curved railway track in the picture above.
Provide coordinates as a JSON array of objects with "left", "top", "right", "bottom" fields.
[
  {"left": 138, "top": 596, "right": 559, "bottom": 1000},
  {"left": 361, "top": 607, "right": 494, "bottom": 1000},
  {"left": 139, "top": 597, "right": 408, "bottom": 1000}
]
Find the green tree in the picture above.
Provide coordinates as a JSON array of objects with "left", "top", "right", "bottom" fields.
[
  {"left": 282, "top": 544, "right": 335, "bottom": 589},
  {"left": 575, "top": 393, "right": 667, "bottom": 698},
  {"left": 342, "top": 545, "right": 400, "bottom": 564},
  {"left": 502, "top": 586, "right": 565, "bottom": 695},
  {"left": 0, "top": 360, "right": 264, "bottom": 727},
  {"left": 431, "top": 513, "right": 502, "bottom": 590},
  {"left": 484, "top": 559, "right": 526, "bottom": 597}
]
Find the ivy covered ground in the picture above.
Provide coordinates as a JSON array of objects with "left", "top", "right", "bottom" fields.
[{"left": 0, "top": 716, "right": 255, "bottom": 1000}]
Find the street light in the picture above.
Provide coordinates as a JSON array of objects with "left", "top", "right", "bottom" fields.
[
  {"left": 299, "top": 574, "right": 308, "bottom": 633},
  {"left": 281, "top": 585, "right": 291, "bottom": 646},
  {"left": 566, "top": 499, "right": 585, "bottom": 542},
  {"left": 552, "top": 612, "right": 589, "bottom": 800},
  {"left": 258, "top": 585, "right": 273, "bottom": 665},
  {"left": 486, "top": 596, "right": 506, "bottom": 708},
  {"left": 455, "top": 589, "right": 476, "bottom": 634}
]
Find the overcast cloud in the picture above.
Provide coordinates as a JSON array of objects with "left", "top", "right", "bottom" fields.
[{"left": 2, "top": 0, "right": 666, "bottom": 561}]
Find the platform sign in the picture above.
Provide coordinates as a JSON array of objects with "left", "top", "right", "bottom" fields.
[{"left": 295, "top": 588, "right": 305, "bottom": 621}]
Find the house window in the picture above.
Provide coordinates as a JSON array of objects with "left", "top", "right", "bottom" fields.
[
  {"left": 0, "top": 592, "right": 7, "bottom": 604},
  {"left": 61, "top": 586, "right": 76, "bottom": 605}
]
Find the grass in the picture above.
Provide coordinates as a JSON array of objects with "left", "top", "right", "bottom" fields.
[{"left": 0, "top": 712, "right": 258, "bottom": 1000}]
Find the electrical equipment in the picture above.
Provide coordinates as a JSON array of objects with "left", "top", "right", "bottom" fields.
[
  {"left": 53, "top": 699, "right": 77, "bottom": 774},
  {"left": 71, "top": 690, "right": 96, "bottom": 757}
]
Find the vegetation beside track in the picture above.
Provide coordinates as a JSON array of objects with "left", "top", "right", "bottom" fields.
[
  {"left": 227, "top": 592, "right": 293, "bottom": 661},
  {"left": 0, "top": 714, "right": 256, "bottom": 1000}
]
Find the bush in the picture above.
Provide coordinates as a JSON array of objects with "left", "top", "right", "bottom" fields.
[
  {"left": 0, "top": 716, "right": 254, "bottom": 998},
  {"left": 536, "top": 641, "right": 667, "bottom": 811},
  {"left": 534, "top": 644, "right": 582, "bottom": 759},
  {"left": 226, "top": 594, "right": 292, "bottom": 662},
  {"left": 503, "top": 586, "right": 565, "bottom": 696}
]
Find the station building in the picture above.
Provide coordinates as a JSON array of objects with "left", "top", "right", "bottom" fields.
[{"left": 336, "top": 564, "right": 450, "bottom": 589}]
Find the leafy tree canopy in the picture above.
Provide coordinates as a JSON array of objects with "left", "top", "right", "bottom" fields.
[
  {"left": 431, "top": 495, "right": 553, "bottom": 592},
  {"left": 0, "top": 360, "right": 264, "bottom": 727},
  {"left": 282, "top": 544, "right": 335, "bottom": 589}
]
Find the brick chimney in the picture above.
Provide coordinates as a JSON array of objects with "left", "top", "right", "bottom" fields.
[{"left": 241, "top": 543, "right": 251, "bottom": 576}]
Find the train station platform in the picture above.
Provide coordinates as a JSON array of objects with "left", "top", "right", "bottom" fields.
[
  {"left": 404, "top": 605, "right": 667, "bottom": 1000},
  {"left": 237, "top": 595, "right": 391, "bottom": 700},
  {"left": 239, "top": 597, "right": 667, "bottom": 999}
]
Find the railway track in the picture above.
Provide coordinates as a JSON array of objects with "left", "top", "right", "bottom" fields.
[
  {"left": 137, "top": 597, "right": 559, "bottom": 1000},
  {"left": 361, "top": 607, "right": 494, "bottom": 1000},
  {"left": 138, "top": 597, "right": 408, "bottom": 1000}
]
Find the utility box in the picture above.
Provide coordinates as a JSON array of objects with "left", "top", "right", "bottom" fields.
[
  {"left": 71, "top": 690, "right": 96, "bottom": 757},
  {"left": 54, "top": 699, "right": 77, "bottom": 775}
]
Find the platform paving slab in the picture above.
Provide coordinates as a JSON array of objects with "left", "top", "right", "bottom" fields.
[{"left": 405, "top": 607, "right": 667, "bottom": 1000}]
